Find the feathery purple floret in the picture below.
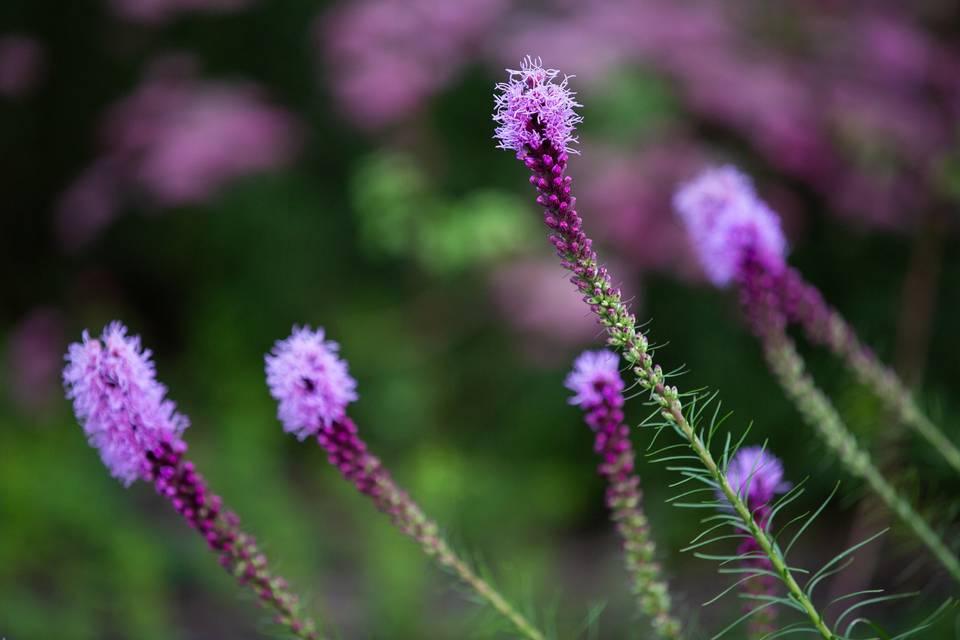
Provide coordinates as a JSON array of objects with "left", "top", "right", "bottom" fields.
[
  {"left": 726, "top": 445, "right": 790, "bottom": 509},
  {"left": 565, "top": 349, "right": 623, "bottom": 409},
  {"left": 63, "top": 321, "right": 188, "bottom": 486},
  {"left": 673, "top": 165, "right": 787, "bottom": 287},
  {"left": 265, "top": 326, "right": 358, "bottom": 440},
  {"left": 493, "top": 56, "right": 582, "bottom": 158}
]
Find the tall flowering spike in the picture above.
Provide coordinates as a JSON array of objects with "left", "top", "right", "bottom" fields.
[
  {"left": 725, "top": 445, "right": 790, "bottom": 511},
  {"left": 64, "top": 322, "right": 322, "bottom": 638},
  {"left": 673, "top": 165, "right": 787, "bottom": 287},
  {"left": 566, "top": 350, "right": 682, "bottom": 640},
  {"left": 265, "top": 327, "right": 546, "bottom": 640},
  {"left": 63, "top": 322, "right": 188, "bottom": 486},
  {"left": 265, "top": 326, "right": 358, "bottom": 440},
  {"left": 493, "top": 56, "right": 582, "bottom": 158},
  {"left": 495, "top": 61, "right": 836, "bottom": 638},
  {"left": 565, "top": 349, "right": 623, "bottom": 408}
]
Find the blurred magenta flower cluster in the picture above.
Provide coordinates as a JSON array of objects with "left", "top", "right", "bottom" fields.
[
  {"left": 321, "top": 0, "right": 959, "bottom": 235},
  {"left": 56, "top": 56, "right": 302, "bottom": 249}
]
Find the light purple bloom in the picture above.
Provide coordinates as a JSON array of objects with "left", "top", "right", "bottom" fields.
[
  {"left": 63, "top": 322, "right": 189, "bottom": 486},
  {"left": 57, "top": 56, "right": 301, "bottom": 249},
  {"left": 493, "top": 56, "right": 582, "bottom": 157},
  {"left": 321, "top": 0, "right": 507, "bottom": 129},
  {"left": 673, "top": 165, "right": 787, "bottom": 287},
  {"left": 564, "top": 350, "right": 623, "bottom": 409},
  {"left": 265, "top": 326, "right": 358, "bottom": 440},
  {"left": 726, "top": 445, "right": 790, "bottom": 509}
]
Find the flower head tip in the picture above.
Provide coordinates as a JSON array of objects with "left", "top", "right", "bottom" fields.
[
  {"left": 673, "top": 165, "right": 787, "bottom": 287},
  {"left": 564, "top": 350, "right": 623, "bottom": 408},
  {"left": 726, "top": 445, "right": 791, "bottom": 508},
  {"left": 63, "top": 321, "right": 188, "bottom": 486},
  {"left": 493, "top": 56, "right": 582, "bottom": 158},
  {"left": 265, "top": 326, "right": 358, "bottom": 440}
]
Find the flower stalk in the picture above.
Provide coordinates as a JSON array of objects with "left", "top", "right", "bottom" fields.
[
  {"left": 63, "top": 322, "right": 322, "bottom": 639},
  {"left": 781, "top": 267, "right": 960, "bottom": 476},
  {"left": 566, "top": 351, "right": 682, "bottom": 639},
  {"left": 265, "top": 326, "right": 545, "bottom": 640},
  {"left": 494, "top": 58, "right": 833, "bottom": 639},
  {"left": 761, "top": 327, "right": 960, "bottom": 583}
]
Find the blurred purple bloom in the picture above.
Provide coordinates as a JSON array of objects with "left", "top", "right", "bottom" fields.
[
  {"left": 726, "top": 445, "right": 790, "bottom": 510},
  {"left": 265, "top": 326, "right": 358, "bottom": 440},
  {"left": 579, "top": 142, "right": 704, "bottom": 277},
  {"left": 566, "top": 348, "right": 682, "bottom": 635},
  {"left": 321, "top": 0, "right": 507, "bottom": 128},
  {"left": 674, "top": 165, "right": 787, "bottom": 287},
  {"left": 4, "top": 308, "right": 64, "bottom": 411},
  {"left": 494, "top": 0, "right": 959, "bottom": 231},
  {"left": 63, "top": 322, "right": 189, "bottom": 486},
  {"left": 564, "top": 350, "right": 623, "bottom": 409},
  {"left": 0, "top": 35, "right": 44, "bottom": 98},
  {"left": 489, "top": 259, "right": 601, "bottom": 353},
  {"left": 493, "top": 56, "right": 582, "bottom": 157},
  {"left": 57, "top": 56, "right": 302, "bottom": 248},
  {"left": 109, "top": 0, "right": 253, "bottom": 24}
]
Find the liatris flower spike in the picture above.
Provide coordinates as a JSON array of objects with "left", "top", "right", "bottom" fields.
[
  {"left": 676, "top": 165, "right": 960, "bottom": 476},
  {"left": 265, "top": 326, "right": 547, "bottom": 640},
  {"left": 566, "top": 350, "right": 682, "bottom": 639},
  {"left": 63, "top": 322, "right": 322, "bottom": 639},
  {"left": 494, "top": 56, "right": 835, "bottom": 639},
  {"left": 673, "top": 165, "right": 787, "bottom": 288},
  {"left": 723, "top": 446, "right": 791, "bottom": 639},
  {"left": 673, "top": 166, "right": 960, "bottom": 583}
]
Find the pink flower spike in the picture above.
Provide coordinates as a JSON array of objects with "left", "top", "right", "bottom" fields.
[
  {"left": 673, "top": 165, "right": 787, "bottom": 287},
  {"left": 493, "top": 56, "right": 582, "bottom": 158},
  {"left": 62, "top": 322, "right": 188, "bottom": 486},
  {"left": 265, "top": 326, "right": 358, "bottom": 440}
]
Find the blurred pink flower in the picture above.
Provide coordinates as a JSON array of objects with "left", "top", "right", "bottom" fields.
[
  {"left": 0, "top": 35, "right": 44, "bottom": 98},
  {"left": 489, "top": 258, "right": 635, "bottom": 361},
  {"left": 494, "top": 0, "right": 959, "bottom": 231},
  {"left": 321, "top": 0, "right": 508, "bottom": 128},
  {"left": 4, "top": 308, "right": 65, "bottom": 411},
  {"left": 57, "top": 56, "right": 302, "bottom": 249},
  {"left": 109, "top": 0, "right": 253, "bottom": 24},
  {"left": 577, "top": 141, "right": 704, "bottom": 278}
]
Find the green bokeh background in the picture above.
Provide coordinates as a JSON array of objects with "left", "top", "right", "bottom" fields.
[{"left": 2, "top": 2, "right": 960, "bottom": 638}]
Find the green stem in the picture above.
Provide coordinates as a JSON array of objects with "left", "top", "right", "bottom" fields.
[
  {"left": 553, "top": 253, "right": 833, "bottom": 637},
  {"left": 373, "top": 472, "right": 546, "bottom": 640},
  {"left": 828, "top": 313, "right": 960, "bottom": 476},
  {"left": 763, "top": 331, "right": 960, "bottom": 583}
]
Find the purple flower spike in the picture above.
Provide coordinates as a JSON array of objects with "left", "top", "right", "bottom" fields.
[
  {"left": 673, "top": 165, "right": 787, "bottom": 287},
  {"left": 265, "top": 326, "right": 358, "bottom": 440},
  {"left": 63, "top": 322, "right": 188, "bottom": 486},
  {"left": 493, "top": 55, "right": 582, "bottom": 158},
  {"left": 566, "top": 349, "right": 681, "bottom": 638},
  {"left": 726, "top": 445, "right": 790, "bottom": 511},
  {"left": 565, "top": 350, "right": 624, "bottom": 409}
]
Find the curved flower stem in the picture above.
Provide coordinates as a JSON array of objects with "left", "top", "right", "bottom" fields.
[
  {"left": 512, "top": 141, "right": 833, "bottom": 638},
  {"left": 570, "top": 357, "right": 681, "bottom": 638},
  {"left": 373, "top": 472, "right": 545, "bottom": 640},
  {"left": 318, "top": 419, "right": 546, "bottom": 640},
  {"left": 761, "top": 330, "right": 960, "bottom": 584},
  {"left": 783, "top": 268, "right": 960, "bottom": 476},
  {"left": 146, "top": 438, "right": 323, "bottom": 639}
]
